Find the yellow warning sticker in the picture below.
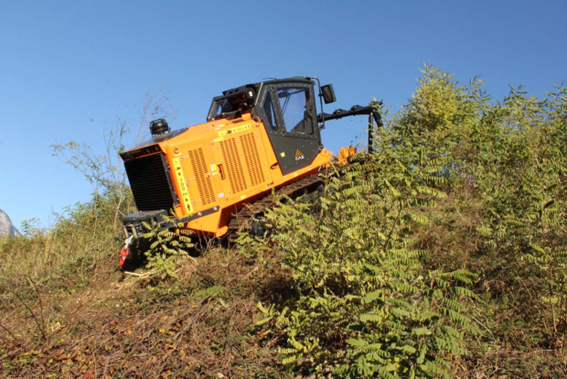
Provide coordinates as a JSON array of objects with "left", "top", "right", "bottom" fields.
[
  {"left": 218, "top": 124, "right": 251, "bottom": 137},
  {"left": 280, "top": 152, "right": 286, "bottom": 157},
  {"left": 172, "top": 158, "right": 193, "bottom": 214}
]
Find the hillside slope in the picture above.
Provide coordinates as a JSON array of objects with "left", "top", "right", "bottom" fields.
[{"left": 1, "top": 66, "right": 566, "bottom": 378}]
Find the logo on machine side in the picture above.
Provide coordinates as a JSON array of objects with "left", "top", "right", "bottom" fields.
[{"left": 295, "top": 149, "right": 305, "bottom": 161}]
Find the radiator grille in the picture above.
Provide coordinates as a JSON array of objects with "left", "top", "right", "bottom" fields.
[
  {"left": 240, "top": 133, "right": 263, "bottom": 187},
  {"left": 124, "top": 153, "right": 176, "bottom": 212},
  {"left": 220, "top": 138, "right": 247, "bottom": 194},
  {"left": 188, "top": 148, "right": 215, "bottom": 205}
]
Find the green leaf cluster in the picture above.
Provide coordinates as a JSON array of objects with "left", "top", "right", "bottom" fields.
[
  {"left": 141, "top": 215, "right": 195, "bottom": 280},
  {"left": 250, "top": 94, "right": 478, "bottom": 377}
]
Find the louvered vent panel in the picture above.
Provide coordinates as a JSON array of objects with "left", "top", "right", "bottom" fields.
[
  {"left": 124, "top": 153, "right": 176, "bottom": 211},
  {"left": 240, "top": 133, "right": 263, "bottom": 187},
  {"left": 188, "top": 148, "right": 215, "bottom": 205},
  {"left": 220, "top": 138, "right": 247, "bottom": 194}
]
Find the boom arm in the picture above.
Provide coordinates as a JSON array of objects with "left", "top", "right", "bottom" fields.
[{"left": 317, "top": 105, "right": 382, "bottom": 153}]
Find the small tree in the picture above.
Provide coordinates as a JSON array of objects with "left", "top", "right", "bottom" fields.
[{"left": 52, "top": 91, "right": 177, "bottom": 234}]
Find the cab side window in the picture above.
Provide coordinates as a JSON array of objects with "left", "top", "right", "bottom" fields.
[
  {"left": 263, "top": 92, "right": 278, "bottom": 131},
  {"left": 276, "top": 87, "right": 313, "bottom": 135}
]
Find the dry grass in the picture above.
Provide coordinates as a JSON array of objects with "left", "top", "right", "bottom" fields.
[{"left": 0, "top": 228, "right": 290, "bottom": 378}]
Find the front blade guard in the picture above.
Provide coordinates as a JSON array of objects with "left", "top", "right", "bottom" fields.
[{"left": 121, "top": 210, "right": 170, "bottom": 238}]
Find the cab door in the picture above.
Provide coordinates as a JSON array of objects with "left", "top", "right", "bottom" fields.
[{"left": 258, "top": 82, "right": 321, "bottom": 175}]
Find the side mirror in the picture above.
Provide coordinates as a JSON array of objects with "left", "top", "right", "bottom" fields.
[{"left": 321, "top": 84, "right": 336, "bottom": 104}]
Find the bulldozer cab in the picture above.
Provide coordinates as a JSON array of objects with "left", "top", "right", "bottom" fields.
[
  {"left": 208, "top": 77, "right": 322, "bottom": 175},
  {"left": 254, "top": 78, "right": 322, "bottom": 175}
]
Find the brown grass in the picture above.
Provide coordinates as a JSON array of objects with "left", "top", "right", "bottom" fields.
[{"left": 0, "top": 232, "right": 291, "bottom": 378}]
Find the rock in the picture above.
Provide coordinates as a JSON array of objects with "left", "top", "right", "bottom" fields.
[{"left": 0, "top": 209, "right": 21, "bottom": 238}]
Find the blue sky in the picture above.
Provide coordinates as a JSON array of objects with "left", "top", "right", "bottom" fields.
[{"left": 1, "top": 0, "right": 566, "bottom": 230}]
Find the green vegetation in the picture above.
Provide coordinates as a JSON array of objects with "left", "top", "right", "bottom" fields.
[{"left": 1, "top": 66, "right": 566, "bottom": 377}]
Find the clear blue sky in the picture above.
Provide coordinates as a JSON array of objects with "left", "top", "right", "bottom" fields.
[{"left": 1, "top": 0, "right": 566, "bottom": 230}]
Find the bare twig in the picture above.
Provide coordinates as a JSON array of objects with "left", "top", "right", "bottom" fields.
[
  {"left": 0, "top": 322, "right": 18, "bottom": 341},
  {"left": 123, "top": 270, "right": 157, "bottom": 278},
  {"left": 4, "top": 286, "right": 47, "bottom": 341},
  {"left": 26, "top": 276, "right": 47, "bottom": 341}
]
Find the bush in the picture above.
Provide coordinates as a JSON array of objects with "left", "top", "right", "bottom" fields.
[{"left": 247, "top": 65, "right": 567, "bottom": 377}]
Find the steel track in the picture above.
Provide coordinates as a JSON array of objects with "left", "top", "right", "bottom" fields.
[{"left": 226, "top": 172, "right": 325, "bottom": 241}]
